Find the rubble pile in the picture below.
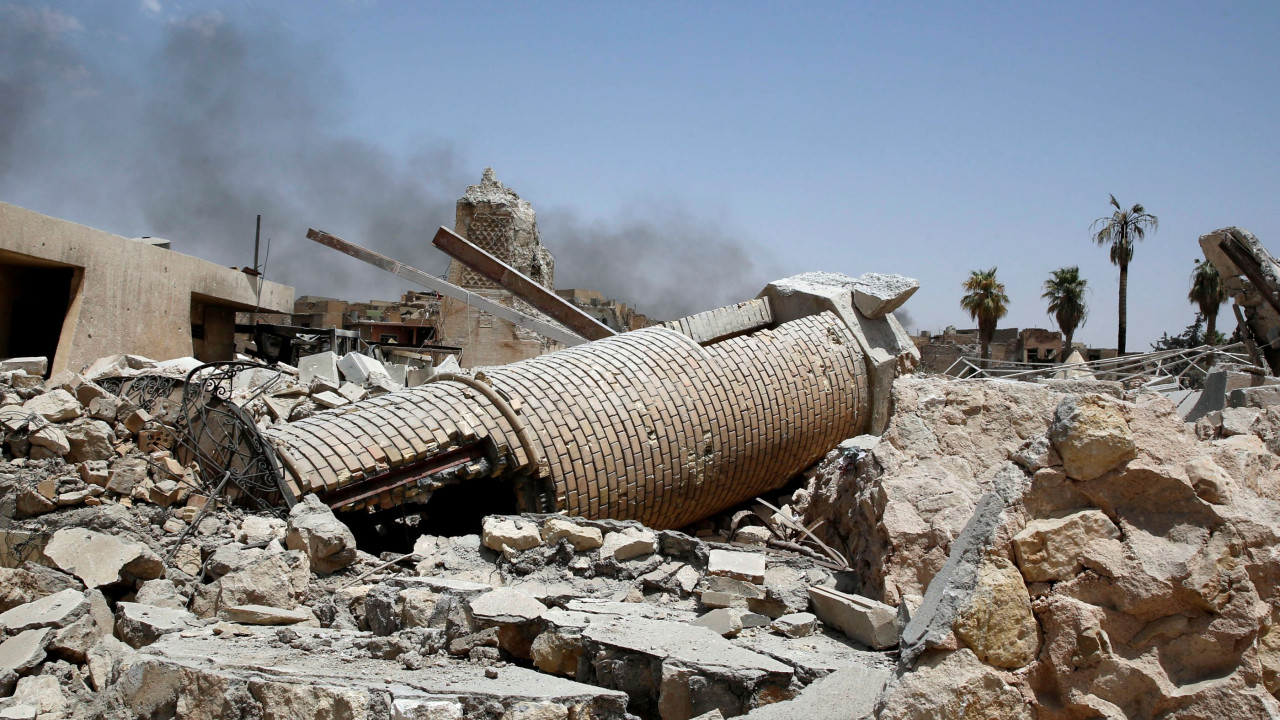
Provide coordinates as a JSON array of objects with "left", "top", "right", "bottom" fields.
[
  {"left": 799, "top": 375, "right": 1280, "bottom": 716},
  {"left": 8, "top": 344, "right": 1280, "bottom": 718}
]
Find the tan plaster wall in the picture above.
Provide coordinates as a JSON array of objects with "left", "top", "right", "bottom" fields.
[{"left": 0, "top": 202, "right": 294, "bottom": 374}]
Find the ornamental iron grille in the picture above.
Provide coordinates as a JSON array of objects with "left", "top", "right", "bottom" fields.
[{"left": 169, "top": 361, "right": 295, "bottom": 514}]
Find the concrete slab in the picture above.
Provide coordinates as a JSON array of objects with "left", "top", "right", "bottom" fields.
[{"left": 297, "top": 352, "right": 339, "bottom": 385}]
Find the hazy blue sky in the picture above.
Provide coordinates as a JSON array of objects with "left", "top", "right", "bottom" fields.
[{"left": 2, "top": 1, "right": 1278, "bottom": 348}]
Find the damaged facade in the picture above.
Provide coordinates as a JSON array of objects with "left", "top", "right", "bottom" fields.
[{"left": 0, "top": 202, "right": 294, "bottom": 376}]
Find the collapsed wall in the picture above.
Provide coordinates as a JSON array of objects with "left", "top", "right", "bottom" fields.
[{"left": 263, "top": 272, "right": 919, "bottom": 530}]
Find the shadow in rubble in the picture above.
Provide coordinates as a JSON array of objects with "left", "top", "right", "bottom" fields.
[{"left": 336, "top": 476, "right": 519, "bottom": 557}]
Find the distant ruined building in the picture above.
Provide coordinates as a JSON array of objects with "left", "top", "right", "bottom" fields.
[{"left": 437, "top": 169, "right": 563, "bottom": 367}]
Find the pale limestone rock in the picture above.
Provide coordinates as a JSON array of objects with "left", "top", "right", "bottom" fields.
[
  {"left": 0, "top": 589, "right": 88, "bottom": 632},
  {"left": 482, "top": 517, "right": 542, "bottom": 553},
  {"left": 808, "top": 586, "right": 897, "bottom": 649},
  {"left": 692, "top": 608, "right": 744, "bottom": 637},
  {"left": 1185, "top": 455, "right": 1233, "bottom": 504},
  {"left": 190, "top": 551, "right": 310, "bottom": 618},
  {"left": 114, "top": 601, "right": 196, "bottom": 648},
  {"left": 707, "top": 549, "right": 766, "bottom": 584},
  {"left": 85, "top": 636, "right": 134, "bottom": 691},
  {"left": 530, "top": 628, "right": 583, "bottom": 677},
  {"left": 236, "top": 515, "right": 287, "bottom": 545},
  {"left": 469, "top": 588, "right": 546, "bottom": 625},
  {"left": 63, "top": 418, "right": 114, "bottom": 462},
  {"left": 285, "top": 494, "right": 358, "bottom": 574},
  {"left": 771, "top": 612, "right": 818, "bottom": 638},
  {"left": 1048, "top": 394, "right": 1136, "bottom": 481},
  {"left": 21, "top": 389, "right": 81, "bottom": 423},
  {"left": 28, "top": 423, "right": 69, "bottom": 456},
  {"left": 8, "top": 676, "right": 66, "bottom": 718},
  {"left": 42, "top": 527, "right": 163, "bottom": 588},
  {"left": 875, "top": 649, "right": 1033, "bottom": 720},
  {"left": 222, "top": 604, "right": 314, "bottom": 625},
  {"left": 1012, "top": 509, "right": 1122, "bottom": 582},
  {"left": 0, "top": 628, "right": 52, "bottom": 673},
  {"left": 952, "top": 555, "right": 1039, "bottom": 669},
  {"left": 599, "top": 528, "right": 658, "bottom": 561},
  {"left": 393, "top": 699, "right": 464, "bottom": 719},
  {"left": 540, "top": 517, "right": 603, "bottom": 551}
]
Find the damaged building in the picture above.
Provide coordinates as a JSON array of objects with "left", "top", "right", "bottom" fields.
[
  {"left": 0, "top": 202, "right": 294, "bottom": 376},
  {"left": 10, "top": 175, "right": 1280, "bottom": 719}
]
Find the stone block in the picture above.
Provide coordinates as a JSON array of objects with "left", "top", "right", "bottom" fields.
[
  {"left": 222, "top": 604, "right": 314, "bottom": 625},
  {"left": 1221, "top": 406, "right": 1262, "bottom": 437},
  {"left": 0, "top": 358, "right": 47, "bottom": 376},
  {"left": 114, "top": 602, "right": 197, "bottom": 648},
  {"left": 285, "top": 494, "right": 358, "bottom": 574},
  {"left": 469, "top": 588, "right": 547, "bottom": 625},
  {"left": 853, "top": 273, "right": 919, "bottom": 319},
  {"left": 541, "top": 517, "right": 603, "bottom": 551},
  {"left": 0, "top": 589, "right": 89, "bottom": 633},
  {"left": 43, "top": 528, "right": 163, "bottom": 588},
  {"left": 807, "top": 586, "right": 897, "bottom": 649},
  {"left": 21, "top": 389, "right": 81, "bottom": 423},
  {"left": 771, "top": 612, "right": 818, "bottom": 638},
  {"left": 1012, "top": 509, "right": 1121, "bottom": 582},
  {"left": 599, "top": 528, "right": 658, "bottom": 561},
  {"left": 297, "top": 352, "right": 340, "bottom": 385},
  {"left": 337, "top": 352, "right": 389, "bottom": 385},
  {"left": 707, "top": 549, "right": 766, "bottom": 584},
  {"left": 482, "top": 517, "right": 542, "bottom": 553},
  {"left": 337, "top": 383, "right": 368, "bottom": 403},
  {"left": 0, "top": 628, "right": 52, "bottom": 673},
  {"left": 692, "top": 608, "right": 744, "bottom": 637},
  {"left": 1047, "top": 395, "right": 1135, "bottom": 481},
  {"left": 311, "top": 391, "right": 348, "bottom": 409}
]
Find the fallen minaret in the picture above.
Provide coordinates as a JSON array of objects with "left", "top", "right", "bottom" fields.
[{"left": 262, "top": 272, "right": 918, "bottom": 529}]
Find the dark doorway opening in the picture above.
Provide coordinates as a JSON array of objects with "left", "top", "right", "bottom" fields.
[
  {"left": 336, "top": 475, "right": 519, "bottom": 556},
  {"left": 0, "top": 261, "right": 77, "bottom": 373}
]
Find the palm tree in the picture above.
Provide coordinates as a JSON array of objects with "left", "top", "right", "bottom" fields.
[
  {"left": 1188, "top": 260, "right": 1227, "bottom": 346},
  {"left": 1091, "top": 194, "right": 1158, "bottom": 355},
  {"left": 960, "top": 267, "right": 1010, "bottom": 363},
  {"left": 1042, "top": 266, "right": 1088, "bottom": 362}
]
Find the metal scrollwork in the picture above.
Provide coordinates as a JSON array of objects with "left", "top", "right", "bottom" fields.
[{"left": 169, "top": 361, "right": 295, "bottom": 514}]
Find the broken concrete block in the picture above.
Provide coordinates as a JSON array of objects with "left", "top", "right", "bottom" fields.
[
  {"left": 8, "top": 676, "right": 66, "bottom": 718},
  {"left": 541, "top": 517, "right": 604, "bottom": 551},
  {"left": 237, "top": 515, "right": 287, "bottom": 545},
  {"left": 85, "top": 636, "right": 133, "bottom": 691},
  {"left": 1012, "top": 509, "right": 1122, "bottom": 582},
  {"left": 1228, "top": 385, "right": 1280, "bottom": 409},
  {"left": 114, "top": 601, "right": 197, "bottom": 648},
  {"left": 599, "top": 527, "right": 658, "bottom": 561},
  {"left": 21, "top": 389, "right": 81, "bottom": 423},
  {"left": 692, "top": 608, "right": 744, "bottom": 637},
  {"left": 391, "top": 698, "right": 465, "bottom": 719},
  {"left": 481, "top": 517, "right": 542, "bottom": 553},
  {"left": 1221, "top": 406, "right": 1262, "bottom": 437},
  {"left": 28, "top": 424, "right": 69, "bottom": 456},
  {"left": 337, "top": 352, "right": 388, "bottom": 385},
  {"left": 384, "top": 363, "right": 408, "bottom": 386},
  {"left": 64, "top": 419, "right": 114, "bottom": 462},
  {"left": 469, "top": 589, "right": 547, "bottom": 625},
  {"left": 43, "top": 528, "right": 163, "bottom": 588},
  {"left": 221, "top": 604, "right": 313, "bottom": 625},
  {"left": 263, "top": 395, "right": 302, "bottom": 422},
  {"left": 48, "top": 611, "right": 106, "bottom": 663},
  {"left": 337, "top": 382, "right": 368, "bottom": 403},
  {"left": 0, "top": 589, "right": 89, "bottom": 633},
  {"left": 0, "top": 358, "right": 47, "bottom": 376},
  {"left": 134, "top": 580, "right": 187, "bottom": 611},
  {"left": 1047, "top": 395, "right": 1135, "bottom": 481},
  {"left": 0, "top": 628, "right": 52, "bottom": 673},
  {"left": 297, "top": 352, "right": 340, "bottom": 385},
  {"left": 311, "top": 390, "right": 348, "bottom": 409},
  {"left": 771, "top": 612, "right": 818, "bottom": 638},
  {"left": 285, "top": 494, "right": 358, "bottom": 574},
  {"left": 122, "top": 406, "right": 153, "bottom": 436},
  {"left": 807, "top": 586, "right": 897, "bottom": 649},
  {"left": 106, "top": 457, "right": 148, "bottom": 495},
  {"left": 853, "top": 273, "right": 919, "bottom": 319},
  {"left": 707, "top": 549, "right": 767, "bottom": 584},
  {"left": 733, "top": 525, "right": 772, "bottom": 545}
]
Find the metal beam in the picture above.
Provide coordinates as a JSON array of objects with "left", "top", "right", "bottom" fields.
[
  {"left": 305, "top": 229, "right": 587, "bottom": 347},
  {"left": 432, "top": 227, "right": 617, "bottom": 341}
]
